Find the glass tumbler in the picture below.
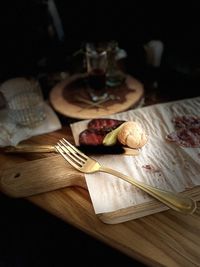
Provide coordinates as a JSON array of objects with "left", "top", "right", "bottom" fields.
[
  {"left": 1, "top": 77, "right": 46, "bottom": 127},
  {"left": 85, "top": 42, "right": 108, "bottom": 100}
]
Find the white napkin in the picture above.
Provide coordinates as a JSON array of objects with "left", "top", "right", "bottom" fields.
[{"left": 0, "top": 102, "right": 62, "bottom": 147}]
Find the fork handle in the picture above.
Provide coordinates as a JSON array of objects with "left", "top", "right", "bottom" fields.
[{"left": 99, "top": 166, "right": 197, "bottom": 214}]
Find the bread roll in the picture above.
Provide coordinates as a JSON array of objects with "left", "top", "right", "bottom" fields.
[{"left": 117, "top": 121, "right": 147, "bottom": 149}]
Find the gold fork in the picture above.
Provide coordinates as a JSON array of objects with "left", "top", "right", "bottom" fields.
[{"left": 55, "top": 138, "right": 197, "bottom": 215}]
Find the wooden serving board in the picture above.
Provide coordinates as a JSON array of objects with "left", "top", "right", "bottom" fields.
[
  {"left": 1, "top": 154, "right": 200, "bottom": 224},
  {"left": 0, "top": 155, "right": 86, "bottom": 197},
  {"left": 49, "top": 73, "right": 144, "bottom": 119}
]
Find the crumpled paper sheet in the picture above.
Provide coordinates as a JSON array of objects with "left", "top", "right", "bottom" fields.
[
  {"left": 70, "top": 97, "right": 200, "bottom": 214},
  {"left": 0, "top": 103, "right": 62, "bottom": 147}
]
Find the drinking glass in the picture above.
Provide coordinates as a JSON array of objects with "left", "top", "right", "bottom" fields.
[
  {"left": 106, "top": 40, "right": 126, "bottom": 87},
  {"left": 85, "top": 42, "right": 108, "bottom": 101},
  {"left": 1, "top": 77, "right": 46, "bottom": 127}
]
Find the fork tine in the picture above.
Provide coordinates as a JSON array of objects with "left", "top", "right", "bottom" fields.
[
  {"left": 59, "top": 140, "right": 85, "bottom": 164},
  {"left": 55, "top": 144, "right": 82, "bottom": 170},
  {"left": 62, "top": 138, "right": 88, "bottom": 160}
]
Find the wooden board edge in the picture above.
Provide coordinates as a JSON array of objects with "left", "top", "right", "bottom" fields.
[{"left": 97, "top": 186, "right": 200, "bottom": 224}]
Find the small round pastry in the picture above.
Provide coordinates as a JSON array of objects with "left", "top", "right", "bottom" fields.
[{"left": 117, "top": 121, "right": 148, "bottom": 149}]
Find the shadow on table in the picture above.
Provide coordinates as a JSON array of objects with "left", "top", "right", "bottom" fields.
[{"left": 0, "top": 193, "right": 147, "bottom": 267}]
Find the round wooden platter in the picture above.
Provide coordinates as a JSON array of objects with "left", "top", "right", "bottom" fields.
[{"left": 49, "top": 73, "right": 144, "bottom": 120}]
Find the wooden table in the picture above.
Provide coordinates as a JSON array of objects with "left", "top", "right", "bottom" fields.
[
  {"left": 1, "top": 71, "right": 200, "bottom": 266},
  {"left": 0, "top": 122, "right": 200, "bottom": 267}
]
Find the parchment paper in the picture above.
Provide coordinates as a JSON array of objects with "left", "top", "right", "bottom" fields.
[{"left": 70, "top": 97, "right": 200, "bottom": 214}]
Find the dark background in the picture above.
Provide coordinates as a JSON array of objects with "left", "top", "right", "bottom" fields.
[
  {"left": 1, "top": 1, "right": 200, "bottom": 88},
  {"left": 0, "top": 1, "right": 200, "bottom": 266}
]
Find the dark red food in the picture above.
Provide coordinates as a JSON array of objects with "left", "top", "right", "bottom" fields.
[
  {"left": 79, "top": 129, "right": 107, "bottom": 145},
  {"left": 166, "top": 115, "right": 200, "bottom": 147},
  {"left": 79, "top": 118, "right": 125, "bottom": 146},
  {"left": 88, "top": 118, "right": 125, "bottom": 131}
]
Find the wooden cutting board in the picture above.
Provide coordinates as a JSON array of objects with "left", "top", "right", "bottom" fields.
[
  {"left": 1, "top": 97, "right": 200, "bottom": 224},
  {"left": 1, "top": 154, "right": 200, "bottom": 224},
  {"left": 0, "top": 155, "right": 86, "bottom": 197}
]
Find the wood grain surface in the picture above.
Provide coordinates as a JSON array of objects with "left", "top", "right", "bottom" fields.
[
  {"left": 49, "top": 74, "right": 144, "bottom": 119},
  {"left": 0, "top": 155, "right": 86, "bottom": 197},
  {"left": 1, "top": 126, "right": 200, "bottom": 266},
  {"left": 1, "top": 153, "right": 200, "bottom": 224}
]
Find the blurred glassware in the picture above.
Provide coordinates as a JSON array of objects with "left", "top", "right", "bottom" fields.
[
  {"left": 85, "top": 42, "right": 108, "bottom": 102},
  {"left": 86, "top": 42, "right": 108, "bottom": 90},
  {"left": 106, "top": 40, "right": 126, "bottom": 87},
  {"left": 0, "top": 77, "right": 46, "bottom": 127},
  {"left": 71, "top": 41, "right": 127, "bottom": 102}
]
